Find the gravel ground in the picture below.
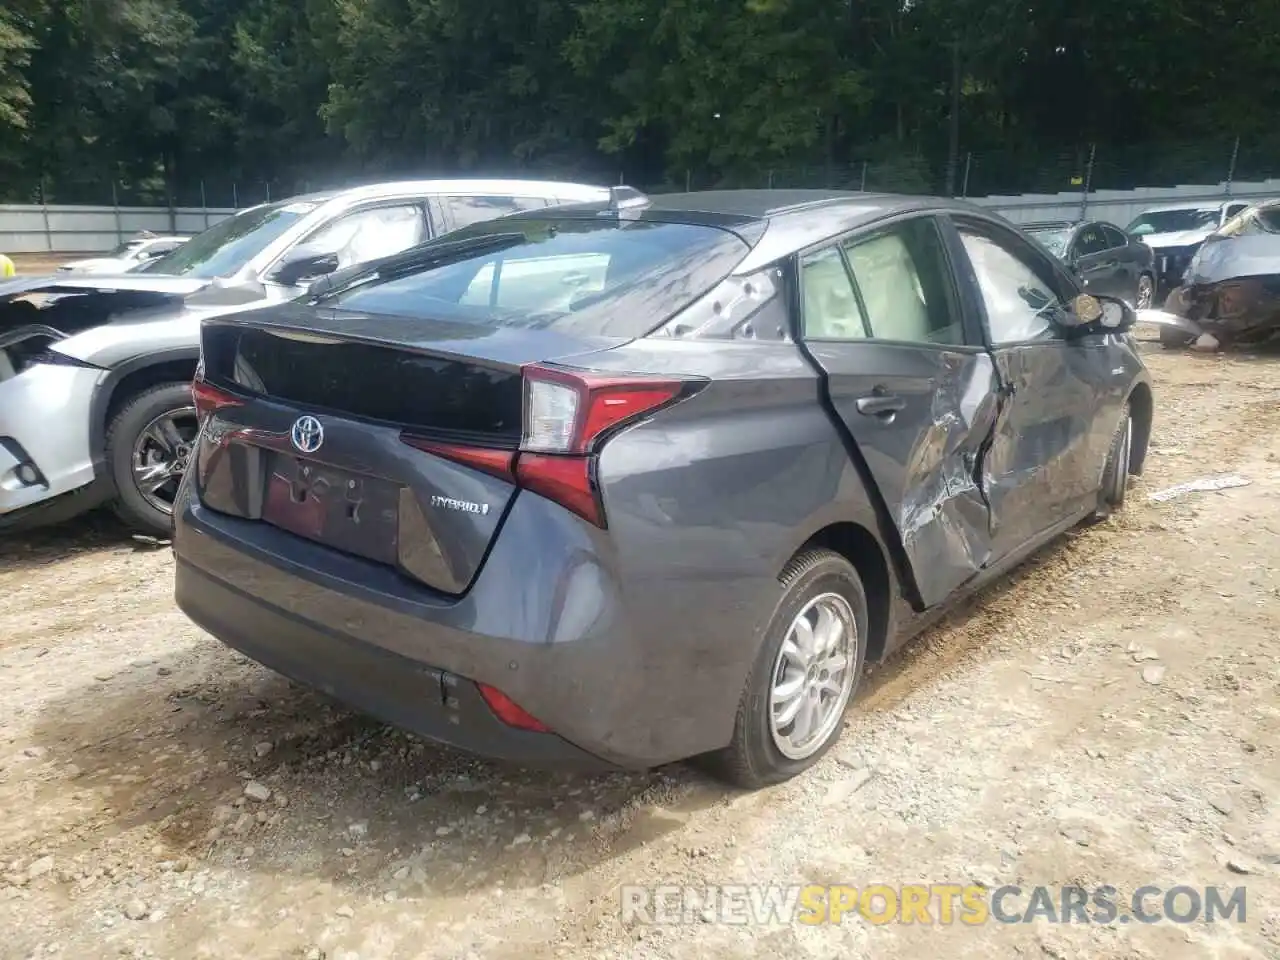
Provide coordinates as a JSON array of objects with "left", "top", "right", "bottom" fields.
[{"left": 1, "top": 335, "right": 1279, "bottom": 960}]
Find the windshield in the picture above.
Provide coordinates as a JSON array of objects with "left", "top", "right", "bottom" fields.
[
  {"left": 1125, "top": 208, "right": 1218, "bottom": 237},
  {"left": 326, "top": 216, "right": 750, "bottom": 338},
  {"left": 139, "top": 200, "right": 320, "bottom": 278},
  {"left": 1025, "top": 226, "right": 1072, "bottom": 258}
]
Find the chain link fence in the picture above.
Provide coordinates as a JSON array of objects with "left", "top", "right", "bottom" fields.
[{"left": 5, "top": 138, "right": 1280, "bottom": 254}]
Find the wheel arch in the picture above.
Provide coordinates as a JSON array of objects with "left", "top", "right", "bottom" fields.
[
  {"left": 1126, "top": 379, "right": 1154, "bottom": 476},
  {"left": 89, "top": 348, "right": 200, "bottom": 468},
  {"left": 791, "top": 521, "right": 895, "bottom": 663}
]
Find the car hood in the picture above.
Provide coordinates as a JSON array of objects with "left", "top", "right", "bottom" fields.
[
  {"left": 1185, "top": 234, "right": 1280, "bottom": 286},
  {"left": 57, "top": 258, "right": 127, "bottom": 272},
  {"left": 0, "top": 273, "right": 214, "bottom": 300},
  {"left": 1138, "top": 228, "right": 1215, "bottom": 250},
  {"left": 0, "top": 273, "right": 280, "bottom": 368}
]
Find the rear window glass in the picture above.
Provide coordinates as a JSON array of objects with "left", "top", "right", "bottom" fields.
[{"left": 325, "top": 218, "right": 750, "bottom": 338}]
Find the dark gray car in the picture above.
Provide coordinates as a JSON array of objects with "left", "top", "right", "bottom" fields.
[
  {"left": 1024, "top": 219, "right": 1157, "bottom": 309},
  {"left": 173, "top": 190, "right": 1153, "bottom": 788}
]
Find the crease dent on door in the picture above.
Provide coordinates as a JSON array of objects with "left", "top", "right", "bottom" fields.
[{"left": 897, "top": 350, "right": 1001, "bottom": 599}]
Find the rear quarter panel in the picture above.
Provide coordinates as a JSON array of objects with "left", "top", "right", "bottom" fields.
[{"left": 586, "top": 339, "right": 900, "bottom": 757}]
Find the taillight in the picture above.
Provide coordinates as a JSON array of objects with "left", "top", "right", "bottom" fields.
[
  {"left": 515, "top": 364, "right": 691, "bottom": 526},
  {"left": 191, "top": 373, "right": 243, "bottom": 423},
  {"left": 400, "top": 364, "right": 699, "bottom": 528},
  {"left": 519, "top": 364, "right": 686, "bottom": 455},
  {"left": 477, "top": 683, "right": 551, "bottom": 733}
]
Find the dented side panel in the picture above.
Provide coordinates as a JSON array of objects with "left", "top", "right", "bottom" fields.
[
  {"left": 805, "top": 340, "right": 1000, "bottom": 608},
  {"left": 984, "top": 339, "right": 1121, "bottom": 560}
]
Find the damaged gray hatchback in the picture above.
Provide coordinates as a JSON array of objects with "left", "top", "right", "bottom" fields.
[{"left": 174, "top": 190, "right": 1153, "bottom": 787}]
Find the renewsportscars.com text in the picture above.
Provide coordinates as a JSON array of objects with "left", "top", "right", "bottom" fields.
[{"left": 620, "top": 883, "right": 1247, "bottom": 926}]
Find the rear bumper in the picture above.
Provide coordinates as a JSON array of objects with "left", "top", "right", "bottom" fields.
[
  {"left": 173, "top": 484, "right": 670, "bottom": 770},
  {"left": 176, "top": 556, "right": 610, "bottom": 770}
]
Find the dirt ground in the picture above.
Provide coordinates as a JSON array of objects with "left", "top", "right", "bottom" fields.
[{"left": 1, "top": 332, "right": 1278, "bottom": 960}]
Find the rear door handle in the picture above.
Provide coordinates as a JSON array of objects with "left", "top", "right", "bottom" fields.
[{"left": 855, "top": 393, "right": 907, "bottom": 418}]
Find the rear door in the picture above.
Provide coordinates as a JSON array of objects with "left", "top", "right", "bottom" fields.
[
  {"left": 797, "top": 215, "right": 1002, "bottom": 608},
  {"left": 1071, "top": 223, "right": 1124, "bottom": 297},
  {"left": 437, "top": 194, "right": 552, "bottom": 233},
  {"left": 948, "top": 216, "right": 1116, "bottom": 561}
]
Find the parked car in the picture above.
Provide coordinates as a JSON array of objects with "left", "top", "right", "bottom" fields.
[
  {"left": 0, "top": 179, "right": 611, "bottom": 535},
  {"left": 1145, "top": 198, "right": 1280, "bottom": 350},
  {"left": 173, "top": 188, "right": 1153, "bottom": 787},
  {"left": 56, "top": 234, "right": 191, "bottom": 275},
  {"left": 1124, "top": 200, "right": 1254, "bottom": 300},
  {"left": 1024, "top": 219, "right": 1156, "bottom": 308}
]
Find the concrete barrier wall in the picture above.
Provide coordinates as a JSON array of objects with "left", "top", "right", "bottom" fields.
[
  {"left": 0, "top": 204, "right": 236, "bottom": 254},
  {"left": 3, "top": 177, "right": 1280, "bottom": 253}
]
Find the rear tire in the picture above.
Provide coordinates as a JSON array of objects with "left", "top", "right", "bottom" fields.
[
  {"left": 1092, "top": 404, "right": 1132, "bottom": 522},
  {"left": 702, "top": 549, "right": 868, "bottom": 789},
  {"left": 105, "top": 382, "right": 199, "bottom": 537}
]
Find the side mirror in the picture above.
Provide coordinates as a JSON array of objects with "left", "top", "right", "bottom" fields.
[
  {"left": 268, "top": 245, "right": 341, "bottom": 286},
  {"left": 1062, "top": 293, "right": 1136, "bottom": 334}
]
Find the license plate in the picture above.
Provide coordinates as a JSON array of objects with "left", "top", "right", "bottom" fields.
[{"left": 262, "top": 454, "right": 400, "bottom": 564}]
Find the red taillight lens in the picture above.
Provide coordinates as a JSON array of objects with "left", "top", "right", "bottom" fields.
[
  {"left": 192, "top": 376, "right": 243, "bottom": 422},
  {"left": 515, "top": 453, "right": 600, "bottom": 525},
  {"left": 477, "top": 683, "right": 551, "bottom": 733},
  {"left": 400, "top": 437, "right": 516, "bottom": 482},
  {"left": 513, "top": 364, "right": 696, "bottom": 527},
  {"left": 399, "top": 364, "right": 700, "bottom": 529},
  {"left": 521, "top": 364, "right": 686, "bottom": 456}
]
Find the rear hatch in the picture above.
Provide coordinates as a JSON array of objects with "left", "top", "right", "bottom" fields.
[
  {"left": 191, "top": 211, "right": 751, "bottom": 594},
  {"left": 194, "top": 304, "right": 616, "bottom": 594}
]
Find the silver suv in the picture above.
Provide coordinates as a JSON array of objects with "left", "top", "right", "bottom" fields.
[{"left": 0, "top": 179, "right": 610, "bottom": 534}]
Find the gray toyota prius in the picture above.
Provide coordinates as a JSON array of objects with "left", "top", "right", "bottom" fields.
[{"left": 173, "top": 189, "right": 1153, "bottom": 787}]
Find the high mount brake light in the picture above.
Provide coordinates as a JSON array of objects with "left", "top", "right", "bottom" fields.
[{"left": 401, "top": 364, "right": 697, "bottom": 527}]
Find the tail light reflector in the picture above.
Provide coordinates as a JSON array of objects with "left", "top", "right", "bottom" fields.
[{"left": 477, "top": 683, "right": 551, "bottom": 733}]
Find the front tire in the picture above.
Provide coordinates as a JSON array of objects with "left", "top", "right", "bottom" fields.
[
  {"left": 703, "top": 549, "right": 868, "bottom": 788},
  {"left": 105, "top": 382, "right": 199, "bottom": 536},
  {"left": 1092, "top": 404, "right": 1132, "bottom": 521}
]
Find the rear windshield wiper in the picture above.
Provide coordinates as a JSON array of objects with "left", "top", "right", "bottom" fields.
[{"left": 307, "top": 233, "right": 528, "bottom": 303}]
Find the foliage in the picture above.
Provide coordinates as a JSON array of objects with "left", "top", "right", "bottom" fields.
[{"left": 0, "top": 0, "right": 1277, "bottom": 204}]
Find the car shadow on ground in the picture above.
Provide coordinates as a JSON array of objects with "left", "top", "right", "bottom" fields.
[
  {"left": 17, "top": 513, "right": 1106, "bottom": 905},
  {"left": 22, "top": 636, "right": 726, "bottom": 900},
  {"left": 0, "top": 509, "right": 153, "bottom": 575}
]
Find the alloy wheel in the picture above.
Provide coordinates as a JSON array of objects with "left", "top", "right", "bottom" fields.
[
  {"left": 130, "top": 405, "right": 199, "bottom": 516},
  {"left": 1136, "top": 275, "right": 1154, "bottom": 310},
  {"left": 768, "top": 592, "right": 859, "bottom": 760}
]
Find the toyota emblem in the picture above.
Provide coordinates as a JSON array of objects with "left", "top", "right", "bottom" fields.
[{"left": 290, "top": 415, "right": 324, "bottom": 454}]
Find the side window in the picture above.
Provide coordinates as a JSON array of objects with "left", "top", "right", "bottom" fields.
[
  {"left": 1101, "top": 224, "right": 1128, "bottom": 250},
  {"left": 842, "top": 219, "right": 963, "bottom": 345},
  {"left": 302, "top": 204, "right": 426, "bottom": 270},
  {"left": 1073, "top": 225, "right": 1108, "bottom": 257},
  {"left": 798, "top": 246, "right": 868, "bottom": 340},
  {"left": 443, "top": 195, "right": 548, "bottom": 230},
  {"left": 1226, "top": 203, "right": 1248, "bottom": 221},
  {"left": 959, "top": 229, "right": 1066, "bottom": 345}
]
